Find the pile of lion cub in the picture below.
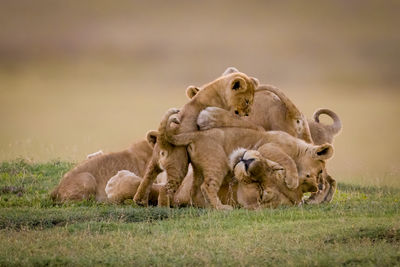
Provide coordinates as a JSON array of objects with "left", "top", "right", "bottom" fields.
[{"left": 51, "top": 67, "right": 342, "bottom": 210}]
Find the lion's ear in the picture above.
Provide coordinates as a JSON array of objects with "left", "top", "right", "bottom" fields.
[
  {"left": 186, "top": 86, "right": 200, "bottom": 99},
  {"left": 146, "top": 130, "right": 159, "bottom": 148},
  {"left": 312, "top": 144, "right": 334, "bottom": 160},
  {"left": 231, "top": 77, "right": 247, "bottom": 91},
  {"left": 251, "top": 77, "right": 259, "bottom": 88},
  {"left": 222, "top": 67, "right": 239, "bottom": 76}
]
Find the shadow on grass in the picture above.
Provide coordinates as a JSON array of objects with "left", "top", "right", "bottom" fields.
[
  {"left": 338, "top": 182, "right": 400, "bottom": 194},
  {"left": 0, "top": 207, "right": 207, "bottom": 230},
  {"left": 324, "top": 225, "right": 400, "bottom": 244}
]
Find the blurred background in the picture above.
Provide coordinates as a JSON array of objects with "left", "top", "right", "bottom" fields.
[{"left": 1, "top": 0, "right": 399, "bottom": 187}]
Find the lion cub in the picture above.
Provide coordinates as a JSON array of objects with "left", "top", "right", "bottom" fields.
[
  {"left": 230, "top": 148, "right": 318, "bottom": 209},
  {"left": 133, "top": 71, "right": 258, "bottom": 207},
  {"left": 50, "top": 138, "right": 155, "bottom": 202}
]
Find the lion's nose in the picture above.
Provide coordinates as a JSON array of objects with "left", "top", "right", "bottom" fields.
[
  {"left": 242, "top": 158, "right": 255, "bottom": 171},
  {"left": 318, "top": 183, "right": 324, "bottom": 190}
]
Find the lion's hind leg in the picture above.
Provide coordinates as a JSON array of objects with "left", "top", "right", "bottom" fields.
[
  {"left": 199, "top": 153, "right": 232, "bottom": 210},
  {"left": 162, "top": 146, "right": 189, "bottom": 207}
]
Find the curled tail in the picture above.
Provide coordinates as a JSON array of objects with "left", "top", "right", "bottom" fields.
[{"left": 313, "top": 108, "right": 342, "bottom": 135}]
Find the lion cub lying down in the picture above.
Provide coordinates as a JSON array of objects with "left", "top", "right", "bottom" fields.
[
  {"left": 230, "top": 148, "right": 318, "bottom": 209},
  {"left": 50, "top": 136, "right": 156, "bottom": 203}
]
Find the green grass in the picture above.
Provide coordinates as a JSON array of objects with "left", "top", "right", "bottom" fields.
[{"left": 0, "top": 160, "right": 399, "bottom": 266}]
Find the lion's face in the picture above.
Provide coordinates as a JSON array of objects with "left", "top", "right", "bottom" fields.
[
  {"left": 230, "top": 148, "right": 283, "bottom": 184},
  {"left": 225, "top": 73, "right": 256, "bottom": 117},
  {"left": 185, "top": 71, "right": 257, "bottom": 117},
  {"left": 297, "top": 143, "right": 334, "bottom": 192}
]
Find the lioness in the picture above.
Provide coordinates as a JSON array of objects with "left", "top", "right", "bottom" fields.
[
  {"left": 160, "top": 109, "right": 334, "bottom": 210},
  {"left": 50, "top": 136, "right": 155, "bottom": 202},
  {"left": 133, "top": 71, "right": 258, "bottom": 206},
  {"left": 230, "top": 148, "right": 318, "bottom": 209}
]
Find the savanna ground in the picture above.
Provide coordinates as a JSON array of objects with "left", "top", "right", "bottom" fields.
[
  {"left": 1, "top": 0, "right": 400, "bottom": 266},
  {"left": 0, "top": 160, "right": 399, "bottom": 266}
]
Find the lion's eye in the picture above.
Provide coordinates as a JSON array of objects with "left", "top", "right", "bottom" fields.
[
  {"left": 296, "top": 120, "right": 300, "bottom": 124},
  {"left": 235, "top": 110, "right": 239, "bottom": 115},
  {"left": 245, "top": 99, "right": 249, "bottom": 105},
  {"left": 306, "top": 174, "right": 310, "bottom": 178},
  {"left": 160, "top": 151, "right": 165, "bottom": 156}
]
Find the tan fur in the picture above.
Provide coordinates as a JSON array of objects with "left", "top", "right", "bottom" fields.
[
  {"left": 195, "top": 86, "right": 342, "bottom": 145},
  {"left": 230, "top": 149, "right": 318, "bottom": 209},
  {"left": 50, "top": 138, "right": 154, "bottom": 202},
  {"left": 133, "top": 71, "right": 258, "bottom": 207},
  {"left": 162, "top": 107, "right": 334, "bottom": 210},
  {"left": 86, "top": 150, "right": 104, "bottom": 159},
  {"left": 105, "top": 170, "right": 161, "bottom": 205},
  {"left": 196, "top": 103, "right": 339, "bottom": 204},
  {"left": 190, "top": 69, "right": 341, "bottom": 204},
  {"left": 308, "top": 108, "right": 342, "bottom": 145}
]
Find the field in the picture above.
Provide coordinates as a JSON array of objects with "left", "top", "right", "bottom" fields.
[
  {"left": 0, "top": 160, "right": 399, "bottom": 266},
  {"left": 1, "top": 1, "right": 400, "bottom": 266}
]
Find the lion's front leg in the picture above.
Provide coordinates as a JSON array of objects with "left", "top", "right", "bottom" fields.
[
  {"left": 257, "top": 144, "right": 299, "bottom": 190},
  {"left": 133, "top": 158, "right": 162, "bottom": 206},
  {"left": 306, "top": 174, "right": 337, "bottom": 204},
  {"left": 323, "top": 174, "right": 337, "bottom": 202}
]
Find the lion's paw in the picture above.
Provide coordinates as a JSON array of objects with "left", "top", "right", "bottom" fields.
[
  {"left": 197, "top": 107, "right": 226, "bottom": 130},
  {"left": 285, "top": 177, "right": 299, "bottom": 190}
]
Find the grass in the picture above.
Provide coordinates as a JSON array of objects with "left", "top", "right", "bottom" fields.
[{"left": 0, "top": 160, "right": 399, "bottom": 266}]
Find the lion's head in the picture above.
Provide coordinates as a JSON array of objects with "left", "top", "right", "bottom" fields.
[
  {"left": 229, "top": 148, "right": 284, "bottom": 185},
  {"left": 229, "top": 147, "right": 321, "bottom": 207},
  {"left": 186, "top": 70, "right": 258, "bottom": 117},
  {"left": 297, "top": 143, "right": 334, "bottom": 191}
]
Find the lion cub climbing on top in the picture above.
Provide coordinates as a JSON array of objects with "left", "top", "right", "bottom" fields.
[{"left": 133, "top": 70, "right": 258, "bottom": 206}]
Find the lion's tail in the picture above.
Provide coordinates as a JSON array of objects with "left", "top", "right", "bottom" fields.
[{"left": 313, "top": 108, "right": 342, "bottom": 135}]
